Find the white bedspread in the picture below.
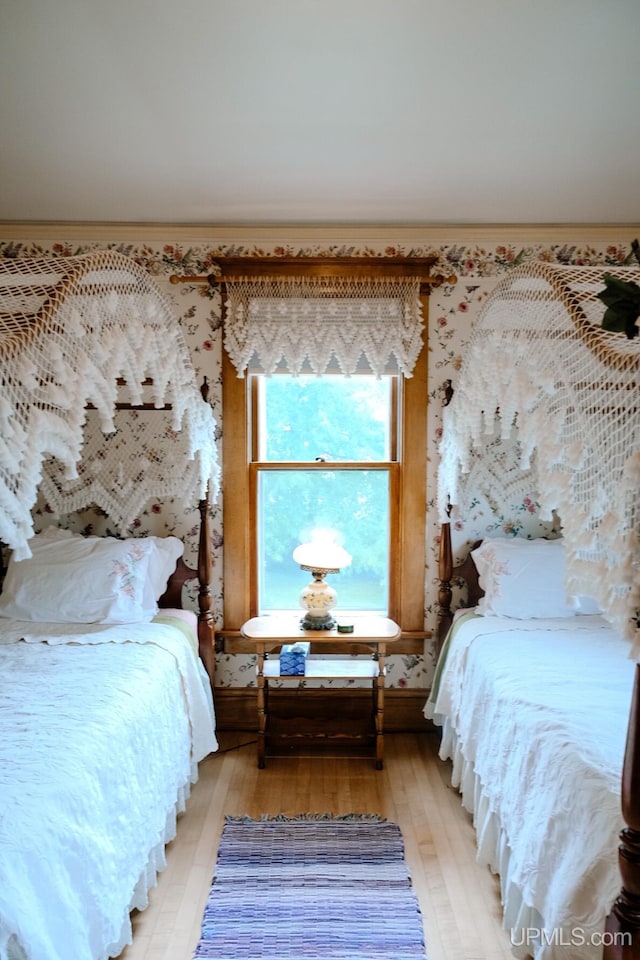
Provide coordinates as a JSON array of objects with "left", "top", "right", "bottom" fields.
[
  {"left": 426, "top": 614, "right": 636, "bottom": 960},
  {"left": 0, "top": 618, "right": 217, "bottom": 960}
]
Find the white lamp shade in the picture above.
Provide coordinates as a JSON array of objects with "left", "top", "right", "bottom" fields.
[{"left": 292, "top": 533, "right": 352, "bottom": 573}]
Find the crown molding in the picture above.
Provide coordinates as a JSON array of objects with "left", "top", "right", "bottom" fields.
[{"left": 0, "top": 221, "right": 638, "bottom": 247}]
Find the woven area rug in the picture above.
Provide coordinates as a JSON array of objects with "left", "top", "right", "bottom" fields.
[{"left": 193, "top": 814, "right": 427, "bottom": 959}]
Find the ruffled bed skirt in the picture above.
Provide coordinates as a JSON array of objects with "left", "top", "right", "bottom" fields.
[
  {"left": 437, "top": 716, "right": 609, "bottom": 960},
  {"left": 106, "top": 763, "right": 197, "bottom": 959}
]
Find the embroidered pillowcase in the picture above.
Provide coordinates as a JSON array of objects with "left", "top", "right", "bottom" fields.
[
  {"left": 0, "top": 529, "right": 184, "bottom": 624},
  {"left": 471, "top": 537, "right": 576, "bottom": 619},
  {"left": 142, "top": 535, "right": 185, "bottom": 612}
]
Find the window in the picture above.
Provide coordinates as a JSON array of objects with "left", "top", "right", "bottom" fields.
[
  {"left": 254, "top": 374, "right": 396, "bottom": 615},
  {"left": 223, "top": 348, "right": 427, "bottom": 633},
  {"left": 218, "top": 257, "right": 432, "bottom": 635}
]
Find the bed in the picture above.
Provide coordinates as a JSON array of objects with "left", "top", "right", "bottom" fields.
[
  {"left": 426, "top": 529, "right": 635, "bottom": 959},
  {"left": 0, "top": 252, "right": 221, "bottom": 960},
  {"left": 428, "top": 262, "right": 640, "bottom": 960}
]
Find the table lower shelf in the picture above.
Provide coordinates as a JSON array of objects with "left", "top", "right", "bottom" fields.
[{"left": 262, "top": 656, "right": 381, "bottom": 679}]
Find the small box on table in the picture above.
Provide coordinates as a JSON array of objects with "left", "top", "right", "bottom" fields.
[{"left": 279, "top": 641, "right": 310, "bottom": 676}]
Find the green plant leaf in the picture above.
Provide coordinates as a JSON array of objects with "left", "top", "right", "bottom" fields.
[{"left": 597, "top": 273, "right": 640, "bottom": 339}]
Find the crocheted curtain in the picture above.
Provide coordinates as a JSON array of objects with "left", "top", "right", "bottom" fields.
[
  {"left": 438, "top": 262, "right": 640, "bottom": 652},
  {"left": 223, "top": 275, "right": 424, "bottom": 377},
  {"left": 0, "top": 251, "right": 220, "bottom": 559}
]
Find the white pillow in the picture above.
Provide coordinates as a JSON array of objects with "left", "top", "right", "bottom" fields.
[
  {"left": 0, "top": 533, "right": 180, "bottom": 624},
  {"left": 471, "top": 537, "right": 575, "bottom": 619},
  {"left": 142, "top": 536, "right": 185, "bottom": 609}
]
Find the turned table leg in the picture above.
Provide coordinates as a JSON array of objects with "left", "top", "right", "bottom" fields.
[
  {"left": 374, "top": 645, "right": 386, "bottom": 770},
  {"left": 256, "top": 647, "right": 267, "bottom": 769}
]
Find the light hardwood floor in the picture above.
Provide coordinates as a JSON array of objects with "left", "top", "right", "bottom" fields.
[{"left": 119, "top": 731, "right": 515, "bottom": 960}]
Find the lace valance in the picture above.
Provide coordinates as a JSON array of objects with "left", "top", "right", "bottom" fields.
[
  {"left": 0, "top": 251, "right": 219, "bottom": 559},
  {"left": 222, "top": 275, "right": 424, "bottom": 377},
  {"left": 439, "top": 262, "right": 640, "bottom": 651}
]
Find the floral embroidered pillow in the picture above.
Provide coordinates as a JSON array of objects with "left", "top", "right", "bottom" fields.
[
  {"left": 0, "top": 531, "right": 161, "bottom": 624},
  {"left": 471, "top": 537, "right": 575, "bottom": 619}
]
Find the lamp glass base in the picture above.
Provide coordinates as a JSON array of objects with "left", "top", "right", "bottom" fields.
[{"left": 299, "top": 613, "right": 337, "bottom": 631}]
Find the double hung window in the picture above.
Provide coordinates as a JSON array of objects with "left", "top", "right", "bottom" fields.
[{"left": 253, "top": 372, "right": 396, "bottom": 615}]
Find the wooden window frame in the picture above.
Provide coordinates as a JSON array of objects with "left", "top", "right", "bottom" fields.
[{"left": 218, "top": 258, "right": 433, "bottom": 635}]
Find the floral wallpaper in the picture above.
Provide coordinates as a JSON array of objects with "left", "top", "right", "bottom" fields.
[{"left": 0, "top": 231, "right": 634, "bottom": 689}]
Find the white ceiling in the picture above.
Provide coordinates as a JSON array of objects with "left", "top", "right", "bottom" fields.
[{"left": 1, "top": 0, "right": 639, "bottom": 226}]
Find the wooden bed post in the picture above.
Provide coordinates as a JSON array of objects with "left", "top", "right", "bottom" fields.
[
  {"left": 196, "top": 486, "right": 216, "bottom": 688},
  {"left": 436, "top": 518, "right": 453, "bottom": 653},
  {"left": 604, "top": 663, "right": 640, "bottom": 958},
  {"left": 195, "top": 374, "right": 216, "bottom": 689}
]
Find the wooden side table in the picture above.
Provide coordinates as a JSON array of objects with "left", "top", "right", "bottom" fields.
[{"left": 240, "top": 615, "right": 401, "bottom": 769}]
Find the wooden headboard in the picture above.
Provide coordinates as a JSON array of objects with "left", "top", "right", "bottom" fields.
[
  {"left": 436, "top": 520, "right": 482, "bottom": 652},
  {"left": 158, "top": 494, "right": 215, "bottom": 687}
]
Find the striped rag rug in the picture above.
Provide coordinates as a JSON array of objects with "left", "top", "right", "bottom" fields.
[{"left": 193, "top": 814, "right": 427, "bottom": 960}]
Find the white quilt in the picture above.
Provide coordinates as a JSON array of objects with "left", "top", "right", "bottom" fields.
[
  {"left": 426, "top": 614, "right": 636, "bottom": 960},
  {"left": 0, "top": 618, "right": 217, "bottom": 960}
]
